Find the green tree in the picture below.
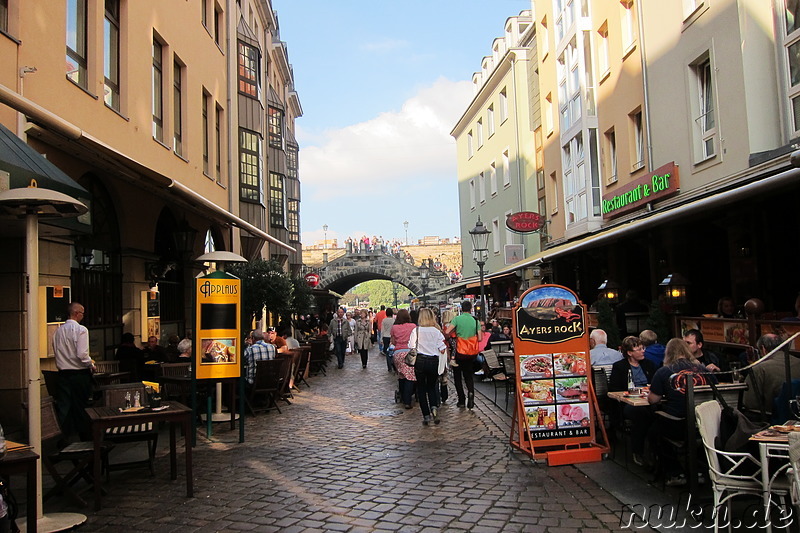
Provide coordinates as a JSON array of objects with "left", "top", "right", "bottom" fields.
[
  {"left": 228, "top": 259, "right": 293, "bottom": 323},
  {"left": 291, "top": 275, "right": 314, "bottom": 316},
  {"left": 644, "top": 299, "right": 671, "bottom": 343}
]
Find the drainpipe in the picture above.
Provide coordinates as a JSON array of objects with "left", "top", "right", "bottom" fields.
[
  {"left": 226, "top": 0, "right": 237, "bottom": 254},
  {"left": 636, "top": 2, "right": 653, "bottom": 170}
]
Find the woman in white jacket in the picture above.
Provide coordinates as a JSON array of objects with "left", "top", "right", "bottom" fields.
[{"left": 409, "top": 308, "right": 447, "bottom": 425}]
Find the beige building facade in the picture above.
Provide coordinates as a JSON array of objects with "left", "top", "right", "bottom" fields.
[{"left": 0, "top": 0, "right": 301, "bottom": 428}]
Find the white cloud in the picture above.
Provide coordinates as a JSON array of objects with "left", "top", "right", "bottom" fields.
[{"left": 299, "top": 77, "right": 472, "bottom": 203}]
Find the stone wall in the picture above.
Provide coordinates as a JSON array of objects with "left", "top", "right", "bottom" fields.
[{"left": 303, "top": 243, "right": 462, "bottom": 273}]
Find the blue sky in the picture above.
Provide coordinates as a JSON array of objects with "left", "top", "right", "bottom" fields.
[{"left": 273, "top": 0, "right": 531, "bottom": 247}]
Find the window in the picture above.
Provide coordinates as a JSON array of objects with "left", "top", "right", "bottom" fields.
[
  {"left": 620, "top": 0, "right": 636, "bottom": 52},
  {"left": 540, "top": 16, "right": 549, "bottom": 57},
  {"left": 467, "top": 131, "right": 474, "bottom": 158},
  {"left": 630, "top": 110, "right": 645, "bottom": 171},
  {"left": 683, "top": 0, "right": 704, "bottom": 19},
  {"left": 490, "top": 162, "right": 497, "bottom": 196},
  {"left": 238, "top": 41, "right": 260, "bottom": 98},
  {"left": 202, "top": 91, "right": 209, "bottom": 174},
  {"left": 479, "top": 172, "right": 486, "bottom": 204},
  {"left": 104, "top": 0, "right": 120, "bottom": 110},
  {"left": 691, "top": 54, "right": 716, "bottom": 161},
  {"left": 239, "top": 129, "right": 262, "bottom": 203},
  {"left": 287, "top": 143, "right": 298, "bottom": 180},
  {"left": 201, "top": 0, "right": 208, "bottom": 28},
  {"left": 152, "top": 38, "right": 163, "bottom": 141},
  {"left": 67, "top": 0, "right": 88, "bottom": 88},
  {"left": 492, "top": 218, "right": 500, "bottom": 254},
  {"left": 215, "top": 105, "right": 223, "bottom": 181},
  {"left": 287, "top": 199, "right": 300, "bottom": 242},
  {"left": 499, "top": 88, "right": 508, "bottom": 122},
  {"left": 173, "top": 60, "right": 184, "bottom": 155},
  {"left": 0, "top": 0, "right": 7, "bottom": 33},
  {"left": 545, "top": 93, "right": 554, "bottom": 135},
  {"left": 535, "top": 128, "right": 544, "bottom": 190},
  {"left": 269, "top": 106, "right": 284, "bottom": 148},
  {"left": 784, "top": 0, "right": 800, "bottom": 134},
  {"left": 597, "top": 22, "right": 610, "bottom": 78},
  {"left": 269, "top": 172, "right": 286, "bottom": 227},
  {"left": 214, "top": 3, "right": 223, "bottom": 45},
  {"left": 502, "top": 149, "right": 510, "bottom": 187},
  {"left": 605, "top": 128, "right": 617, "bottom": 183},
  {"left": 550, "top": 171, "right": 558, "bottom": 215},
  {"left": 487, "top": 105, "right": 495, "bottom": 137},
  {"left": 469, "top": 179, "right": 476, "bottom": 209},
  {"left": 477, "top": 119, "right": 484, "bottom": 148}
]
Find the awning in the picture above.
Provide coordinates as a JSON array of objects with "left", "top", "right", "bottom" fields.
[
  {"left": 492, "top": 162, "right": 800, "bottom": 276},
  {"left": 0, "top": 122, "right": 88, "bottom": 200}
]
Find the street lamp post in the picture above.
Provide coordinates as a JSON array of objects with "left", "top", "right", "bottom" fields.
[
  {"left": 403, "top": 220, "right": 408, "bottom": 245},
  {"left": 392, "top": 282, "right": 398, "bottom": 308},
  {"left": 323, "top": 224, "right": 328, "bottom": 249},
  {"left": 469, "top": 217, "right": 491, "bottom": 322}
]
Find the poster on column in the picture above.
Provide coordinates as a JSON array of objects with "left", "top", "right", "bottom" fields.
[
  {"left": 512, "top": 285, "right": 595, "bottom": 449},
  {"left": 195, "top": 271, "right": 241, "bottom": 380}
]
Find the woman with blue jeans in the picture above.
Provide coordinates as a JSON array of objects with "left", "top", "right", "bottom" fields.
[{"left": 410, "top": 308, "right": 447, "bottom": 426}]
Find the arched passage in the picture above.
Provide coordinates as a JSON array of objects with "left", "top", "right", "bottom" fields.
[{"left": 322, "top": 266, "right": 423, "bottom": 297}]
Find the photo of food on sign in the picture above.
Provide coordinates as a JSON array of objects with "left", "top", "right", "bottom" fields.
[
  {"left": 554, "top": 376, "right": 589, "bottom": 402},
  {"left": 520, "top": 355, "right": 554, "bottom": 378},
  {"left": 519, "top": 286, "right": 582, "bottom": 322},
  {"left": 553, "top": 352, "right": 587, "bottom": 376},
  {"left": 525, "top": 405, "right": 557, "bottom": 431},
  {"left": 520, "top": 380, "right": 555, "bottom": 405},
  {"left": 557, "top": 403, "right": 590, "bottom": 427},
  {"left": 724, "top": 323, "right": 749, "bottom": 345},
  {"left": 201, "top": 338, "right": 236, "bottom": 363}
]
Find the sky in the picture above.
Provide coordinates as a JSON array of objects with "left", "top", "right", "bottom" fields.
[{"left": 273, "top": 0, "right": 531, "bottom": 247}]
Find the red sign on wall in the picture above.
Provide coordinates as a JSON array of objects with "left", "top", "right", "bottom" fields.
[
  {"left": 305, "top": 273, "right": 320, "bottom": 288},
  {"left": 506, "top": 211, "right": 544, "bottom": 233}
]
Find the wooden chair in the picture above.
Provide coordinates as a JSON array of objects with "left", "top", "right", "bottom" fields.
[
  {"left": 101, "top": 383, "right": 159, "bottom": 476},
  {"left": 159, "top": 362, "right": 191, "bottom": 404},
  {"left": 294, "top": 346, "right": 311, "bottom": 389},
  {"left": 94, "top": 360, "right": 120, "bottom": 374},
  {"left": 246, "top": 359, "right": 285, "bottom": 415},
  {"left": 308, "top": 340, "right": 328, "bottom": 376},
  {"left": 497, "top": 352, "right": 516, "bottom": 410},
  {"left": 40, "top": 396, "right": 112, "bottom": 507},
  {"left": 278, "top": 349, "right": 300, "bottom": 402}
]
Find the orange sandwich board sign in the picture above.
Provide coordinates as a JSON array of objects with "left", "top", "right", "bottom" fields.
[
  {"left": 195, "top": 271, "right": 241, "bottom": 380},
  {"left": 510, "top": 284, "right": 608, "bottom": 464}
]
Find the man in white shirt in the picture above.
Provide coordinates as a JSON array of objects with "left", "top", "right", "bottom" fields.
[
  {"left": 53, "top": 302, "right": 95, "bottom": 439},
  {"left": 589, "top": 329, "right": 623, "bottom": 366}
]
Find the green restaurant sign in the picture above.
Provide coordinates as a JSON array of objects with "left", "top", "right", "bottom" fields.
[{"left": 601, "top": 162, "right": 680, "bottom": 219}]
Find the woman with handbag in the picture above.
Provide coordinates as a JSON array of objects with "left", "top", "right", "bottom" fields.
[
  {"left": 390, "top": 309, "right": 417, "bottom": 408},
  {"left": 353, "top": 309, "right": 373, "bottom": 369},
  {"left": 409, "top": 308, "right": 447, "bottom": 425},
  {"left": 444, "top": 300, "right": 483, "bottom": 409}
]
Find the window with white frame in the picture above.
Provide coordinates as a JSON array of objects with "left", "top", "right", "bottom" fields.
[
  {"left": 487, "top": 105, "right": 495, "bottom": 137},
  {"left": 104, "top": 0, "right": 120, "bottom": 110},
  {"left": 620, "top": 0, "right": 636, "bottom": 52},
  {"left": 557, "top": 39, "right": 581, "bottom": 132},
  {"left": 477, "top": 119, "right": 484, "bottom": 148},
  {"left": 562, "top": 133, "right": 588, "bottom": 226},
  {"left": 492, "top": 217, "right": 501, "bottom": 254},
  {"left": 467, "top": 131, "right": 474, "bottom": 158},
  {"left": 500, "top": 88, "right": 508, "bottom": 122},
  {"left": 782, "top": 1, "right": 800, "bottom": 135},
  {"left": 630, "top": 110, "right": 645, "bottom": 171},
  {"left": 597, "top": 22, "right": 610, "bottom": 78},
  {"left": 683, "top": 0, "right": 704, "bottom": 19},
  {"left": 469, "top": 178, "right": 476, "bottom": 209},
  {"left": 490, "top": 162, "right": 497, "bottom": 196},
  {"left": 152, "top": 37, "right": 164, "bottom": 142},
  {"left": 690, "top": 53, "right": 716, "bottom": 162},
  {"left": 502, "top": 149, "right": 511, "bottom": 187},
  {"left": 540, "top": 16, "right": 549, "bottom": 57},
  {"left": 479, "top": 172, "right": 486, "bottom": 204}
]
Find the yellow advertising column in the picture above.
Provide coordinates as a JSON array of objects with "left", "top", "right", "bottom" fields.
[{"left": 195, "top": 272, "right": 241, "bottom": 379}]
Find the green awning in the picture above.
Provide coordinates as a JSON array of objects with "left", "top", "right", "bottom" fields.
[{"left": 0, "top": 122, "right": 90, "bottom": 232}]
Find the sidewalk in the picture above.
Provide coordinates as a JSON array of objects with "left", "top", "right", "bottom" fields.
[{"left": 40, "top": 346, "right": 663, "bottom": 532}]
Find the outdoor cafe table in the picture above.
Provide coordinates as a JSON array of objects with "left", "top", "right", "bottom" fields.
[
  {"left": 0, "top": 444, "right": 38, "bottom": 533},
  {"left": 608, "top": 389, "right": 650, "bottom": 407},
  {"left": 86, "top": 402, "right": 193, "bottom": 510},
  {"left": 749, "top": 425, "right": 795, "bottom": 533}
]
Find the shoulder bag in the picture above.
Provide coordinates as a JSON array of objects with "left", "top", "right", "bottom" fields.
[{"left": 405, "top": 326, "right": 419, "bottom": 366}]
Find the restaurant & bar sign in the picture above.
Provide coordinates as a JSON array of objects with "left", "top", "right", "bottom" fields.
[
  {"left": 602, "top": 162, "right": 680, "bottom": 219},
  {"left": 510, "top": 285, "right": 607, "bottom": 464}
]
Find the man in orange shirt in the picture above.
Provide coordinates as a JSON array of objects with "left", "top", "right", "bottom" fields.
[
  {"left": 374, "top": 305, "right": 387, "bottom": 353},
  {"left": 266, "top": 327, "right": 288, "bottom": 354}
]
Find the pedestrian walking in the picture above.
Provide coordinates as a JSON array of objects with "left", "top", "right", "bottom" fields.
[
  {"left": 444, "top": 300, "right": 482, "bottom": 409},
  {"left": 353, "top": 309, "right": 373, "bottom": 369},
  {"left": 52, "top": 302, "right": 95, "bottom": 439},
  {"left": 409, "top": 308, "right": 447, "bottom": 425},
  {"left": 381, "top": 308, "right": 395, "bottom": 370},
  {"left": 328, "top": 308, "right": 352, "bottom": 369},
  {"left": 390, "top": 309, "right": 417, "bottom": 408}
]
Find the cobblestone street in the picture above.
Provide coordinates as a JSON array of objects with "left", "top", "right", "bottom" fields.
[{"left": 56, "top": 347, "right": 646, "bottom": 532}]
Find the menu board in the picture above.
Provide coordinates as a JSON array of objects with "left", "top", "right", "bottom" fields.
[{"left": 511, "top": 284, "right": 602, "bottom": 459}]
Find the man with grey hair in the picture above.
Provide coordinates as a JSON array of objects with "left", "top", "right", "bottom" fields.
[
  {"left": 244, "top": 329, "right": 276, "bottom": 385},
  {"left": 589, "top": 329, "right": 623, "bottom": 365},
  {"left": 744, "top": 333, "right": 800, "bottom": 416}
]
